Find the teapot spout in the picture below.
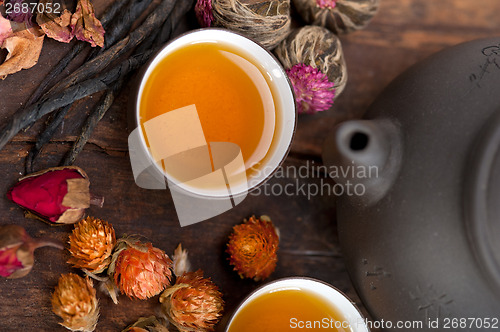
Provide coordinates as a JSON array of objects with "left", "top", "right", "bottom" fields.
[{"left": 322, "top": 119, "right": 402, "bottom": 206}]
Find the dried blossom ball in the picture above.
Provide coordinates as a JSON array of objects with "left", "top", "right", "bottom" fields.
[
  {"left": 67, "top": 217, "right": 116, "bottom": 273},
  {"left": 292, "top": 0, "right": 380, "bottom": 34},
  {"left": 275, "top": 25, "right": 347, "bottom": 113},
  {"left": 160, "top": 270, "right": 224, "bottom": 332},
  {"left": 226, "top": 215, "right": 279, "bottom": 281},
  {"left": 51, "top": 273, "right": 99, "bottom": 332},
  {"left": 195, "top": 0, "right": 292, "bottom": 50}
]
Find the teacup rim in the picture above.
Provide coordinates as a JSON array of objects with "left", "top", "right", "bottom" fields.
[
  {"left": 133, "top": 27, "right": 297, "bottom": 198},
  {"left": 223, "top": 276, "right": 370, "bottom": 332}
]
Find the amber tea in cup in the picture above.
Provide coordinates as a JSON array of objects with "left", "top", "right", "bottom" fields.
[
  {"left": 135, "top": 29, "right": 296, "bottom": 197},
  {"left": 225, "top": 278, "right": 369, "bottom": 332}
]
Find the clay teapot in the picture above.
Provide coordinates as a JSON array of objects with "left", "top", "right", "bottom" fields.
[{"left": 323, "top": 38, "right": 500, "bottom": 331}]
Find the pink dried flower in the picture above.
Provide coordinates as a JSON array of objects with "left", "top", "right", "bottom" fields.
[
  {"left": 286, "top": 63, "right": 336, "bottom": 114},
  {"left": 316, "top": 0, "right": 337, "bottom": 9},
  {"left": 195, "top": 0, "right": 214, "bottom": 28},
  {"left": 0, "top": 224, "right": 63, "bottom": 278}
]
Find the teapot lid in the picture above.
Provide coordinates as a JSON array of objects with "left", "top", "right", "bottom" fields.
[{"left": 466, "top": 110, "right": 500, "bottom": 293}]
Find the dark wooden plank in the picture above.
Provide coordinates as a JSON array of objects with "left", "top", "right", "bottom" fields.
[
  {"left": 0, "top": 0, "right": 499, "bottom": 331},
  {"left": 0, "top": 143, "right": 354, "bottom": 331}
]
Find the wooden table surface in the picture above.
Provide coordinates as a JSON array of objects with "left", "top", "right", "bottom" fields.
[{"left": 1, "top": 0, "right": 500, "bottom": 331}]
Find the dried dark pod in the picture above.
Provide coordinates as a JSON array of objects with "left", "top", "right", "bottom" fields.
[
  {"left": 195, "top": 0, "right": 292, "bottom": 50},
  {"left": 274, "top": 25, "right": 347, "bottom": 113},
  {"left": 292, "top": 0, "right": 379, "bottom": 34}
]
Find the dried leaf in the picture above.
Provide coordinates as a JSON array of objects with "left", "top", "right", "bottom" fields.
[
  {"left": 0, "top": 23, "right": 44, "bottom": 80},
  {"left": 37, "top": 7, "right": 73, "bottom": 43},
  {"left": 0, "top": 14, "right": 12, "bottom": 46},
  {"left": 70, "top": 0, "right": 104, "bottom": 47}
]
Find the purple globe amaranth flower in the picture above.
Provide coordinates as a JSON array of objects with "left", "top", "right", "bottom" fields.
[
  {"left": 0, "top": 224, "right": 63, "bottom": 279},
  {"left": 286, "top": 63, "right": 336, "bottom": 114},
  {"left": 316, "top": 0, "right": 337, "bottom": 9},
  {"left": 195, "top": 0, "right": 214, "bottom": 28}
]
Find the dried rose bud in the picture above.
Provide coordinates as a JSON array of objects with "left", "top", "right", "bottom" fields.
[
  {"left": 0, "top": 224, "right": 63, "bottom": 279},
  {"left": 52, "top": 273, "right": 100, "bottom": 332},
  {"left": 226, "top": 215, "right": 279, "bottom": 281},
  {"left": 160, "top": 270, "right": 224, "bottom": 332},
  {"left": 7, "top": 166, "right": 103, "bottom": 225},
  {"left": 108, "top": 239, "right": 173, "bottom": 300},
  {"left": 68, "top": 217, "right": 116, "bottom": 273},
  {"left": 275, "top": 25, "right": 347, "bottom": 114},
  {"left": 122, "top": 316, "right": 171, "bottom": 332}
]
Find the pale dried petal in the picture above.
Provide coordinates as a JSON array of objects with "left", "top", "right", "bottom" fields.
[
  {"left": 0, "top": 24, "right": 44, "bottom": 79},
  {"left": 37, "top": 7, "right": 73, "bottom": 43},
  {"left": 172, "top": 243, "right": 191, "bottom": 276},
  {"left": 70, "top": 0, "right": 105, "bottom": 47}
]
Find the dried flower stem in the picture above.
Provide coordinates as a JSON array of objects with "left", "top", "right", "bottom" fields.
[{"left": 31, "top": 237, "right": 65, "bottom": 251}]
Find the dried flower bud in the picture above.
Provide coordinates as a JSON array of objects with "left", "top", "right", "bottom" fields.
[
  {"left": 51, "top": 273, "right": 100, "bottom": 332},
  {"left": 287, "top": 64, "right": 336, "bottom": 114},
  {"left": 195, "top": 0, "right": 291, "bottom": 50},
  {"left": 122, "top": 316, "right": 171, "bottom": 332},
  {"left": 7, "top": 166, "right": 103, "bottom": 225},
  {"left": 226, "top": 215, "right": 279, "bottom": 281},
  {"left": 275, "top": 25, "right": 347, "bottom": 114},
  {"left": 172, "top": 243, "right": 191, "bottom": 276},
  {"left": 0, "top": 224, "right": 63, "bottom": 279},
  {"left": 160, "top": 270, "right": 224, "bottom": 332},
  {"left": 292, "top": 0, "right": 379, "bottom": 34},
  {"left": 68, "top": 217, "right": 116, "bottom": 273},
  {"left": 108, "top": 239, "right": 173, "bottom": 300}
]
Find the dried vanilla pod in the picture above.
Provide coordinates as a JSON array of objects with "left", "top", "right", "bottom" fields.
[
  {"left": 226, "top": 215, "right": 279, "bottom": 281},
  {"left": 292, "top": 0, "right": 379, "bottom": 34},
  {"left": 0, "top": 224, "right": 63, "bottom": 279},
  {"left": 159, "top": 270, "right": 224, "bottom": 332},
  {"left": 7, "top": 166, "right": 104, "bottom": 225},
  {"left": 107, "top": 238, "right": 174, "bottom": 300},
  {"left": 275, "top": 25, "right": 347, "bottom": 113},
  {"left": 68, "top": 217, "right": 116, "bottom": 273},
  {"left": 52, "top": 273, "right": 100, "bottom": 332},
  {"left": 195, "top": 0, "right": 291, "bottom": 50}
]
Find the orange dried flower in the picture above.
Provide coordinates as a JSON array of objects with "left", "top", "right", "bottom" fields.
[
  {"left": 160, "top": 270, "right": 224, "bottom": 332},
  {"left": 226, "top": 215, "right": 279, "bottom": 281},
  {"left": 68, "top": 217, "right": 116, "bottom": 273},
  {"left": 122, "top": 316, "right": 170, "bottom": 332},
  {"left": 51, "top": 273, "right": 99, "bottom": 332},
  {"left": 108, "top": 239, "right": 173, "bottom": 300}
]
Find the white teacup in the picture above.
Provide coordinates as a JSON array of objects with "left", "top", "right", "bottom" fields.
[
  {"left": 225, "top": 277, "right": 370, "bottom": 332},
  {"left": 129, "top": 29, "right": 296, "bottom": 226}
]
